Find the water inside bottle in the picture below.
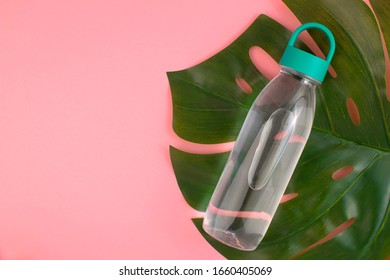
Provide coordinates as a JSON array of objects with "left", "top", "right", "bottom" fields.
[{"left": 203, "top": 72, "right": 316, "bottom": 250}]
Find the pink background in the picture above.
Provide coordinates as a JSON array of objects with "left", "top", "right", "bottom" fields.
[{"left": 0, "top": 0, "right": 374, "bottom": 259}]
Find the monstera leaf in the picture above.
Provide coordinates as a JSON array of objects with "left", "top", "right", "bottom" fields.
[{"left": 168, "top": 0, "right": 390, "bottom": 259}]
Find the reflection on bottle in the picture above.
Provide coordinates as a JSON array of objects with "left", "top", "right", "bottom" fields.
[{"left": 248, "top": 108, "right": 294, "bottom": 190}]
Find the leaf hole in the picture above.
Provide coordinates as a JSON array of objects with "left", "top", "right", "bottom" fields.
[
  {"left": 346, "top": 98, "right": 361, "bottom": 126},
  {"left": 332, "top": 166, "right": 354, "bottom": 181},
  {"left": 290, "top": 135, "right": 306, "bottom": 143},
  {"left": 274, "top": 130, "right": 287, "bottom": 140},
  {"left": 280, "top": 193, "right": 298, "bottom": 204},
  {"left": 235, "top": 77, "right": 252, "bottom": 94},
  {"left": 289, "top": 217, "right": 356, "bottom": 259},
  {"left": 209, "top": 203, "right": 271, "bottom": 221},
  {"left": 274, "top": 131, "right": 306, "bottom": 143},
  {"left": 249, "top": 46, "right": 280, "bottom": 80}
]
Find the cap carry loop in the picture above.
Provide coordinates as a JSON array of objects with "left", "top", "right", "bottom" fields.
[{"left": 280, "top": 22, "right": 336, "bottom": 83}]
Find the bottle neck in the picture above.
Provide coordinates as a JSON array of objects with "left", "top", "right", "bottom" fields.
[{"left": 280, "top": 66, "right": 321, "bottom": 87}]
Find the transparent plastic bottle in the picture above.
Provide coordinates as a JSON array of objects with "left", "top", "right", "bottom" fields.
[{"left": 203, "top": 23, "right": 336, "bottom": 251}]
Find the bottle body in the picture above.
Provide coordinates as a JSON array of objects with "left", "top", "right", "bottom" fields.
[{"left": 203, "top": 68, "right": 317, "bottom": 251}]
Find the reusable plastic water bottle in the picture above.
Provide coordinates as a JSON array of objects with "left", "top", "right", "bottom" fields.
[{"left": 203, "top": 23, "right": 336, "bottom": 251}]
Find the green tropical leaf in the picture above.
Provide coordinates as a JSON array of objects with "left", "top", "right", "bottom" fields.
[
  {"left": 371, "top": 0, "right": 390, "bottom": 58},
  {"left": 168, "top": 16, "right": 297, "bottom": 144},
  {"left": 169, "top": 0, "right": 390, "bottom": 259}
]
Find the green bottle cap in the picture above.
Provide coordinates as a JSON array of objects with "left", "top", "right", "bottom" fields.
[{"left": 280, "top": 22, "right": 336, "bottom": 83}]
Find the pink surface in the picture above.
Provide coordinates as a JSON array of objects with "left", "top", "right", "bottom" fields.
[{"left": 0, "top": 0, "right": 313, "bottom": 259}]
